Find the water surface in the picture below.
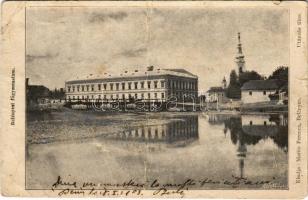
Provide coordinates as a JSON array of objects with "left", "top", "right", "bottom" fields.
[{"left": 26, "top": 111, "right": 288, "bottom": 189}]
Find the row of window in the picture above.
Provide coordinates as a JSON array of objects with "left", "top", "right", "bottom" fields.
[
  {"left": 67, "top": 91, "right": 197, "bottom": 100},
  {"left": 248, "top": 91, "right": 268, "bottom": 96},
  {"left": 249, "top": 120, "right": 271, "bottom": 126},
  {"left": 119, "top": 123, "right": 197, "bottom": 139},
  {"left": 122, "top": 128, "right": 167, "bottom": 139},
  {"left": 68, "top": 92, "right": 165, "bottom": 100},
  {"left": 67, "top": 81, "right": 165, "bottom": 92},
  {"left": 168, "top": 80, "right": 197, "bottom": 91},
  {"left": 67, "top": 80, "right": 197, "bottom": 93}
]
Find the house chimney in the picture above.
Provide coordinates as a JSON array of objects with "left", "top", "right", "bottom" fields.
[
  {"left": 26, "top": 78, "right": 29, "bottom": 87},
  {"left": 147, "top": 66, "right": 154, "bottom": 71}
]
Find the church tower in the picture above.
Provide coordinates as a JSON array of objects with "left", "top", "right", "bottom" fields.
[
  {"left": 235, "top": 32, "right": 246, "bottom": 74},
  {"left": 222, "top": 76, "right": 227, "bottom": 89}
]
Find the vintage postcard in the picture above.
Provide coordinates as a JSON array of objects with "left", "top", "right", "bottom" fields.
[{"left": 1, "top": 1, "right": 307, "bottom": 198}]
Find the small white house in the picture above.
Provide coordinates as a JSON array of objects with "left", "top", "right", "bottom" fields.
[
  {"left": 206, "top": 87, "right": 227, "bottom": 103},
  {"left": 241, "top": 79, "right": 280, "bottom": 104}
]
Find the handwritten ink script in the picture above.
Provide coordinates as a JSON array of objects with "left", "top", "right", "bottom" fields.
[{"left": 51, "top": 175, "right": 282, "bottom": 197}]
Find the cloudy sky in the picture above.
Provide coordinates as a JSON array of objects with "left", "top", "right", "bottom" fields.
[{"left": 26, "top": 6, "right": 289, "bottom": 91}]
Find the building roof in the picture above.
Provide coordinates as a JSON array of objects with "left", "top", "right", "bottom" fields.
[
  {"left": 241, "top": 79, "right": 281, "bottom": 91},
  {"left": 207, "top": 87, "right": 225, "bottom": 93},
  {"left": 164, "top": 69, "right": 197, "bottom": 77},
  {"left": 66, "top": 66, "right": 197, "bottom": 84}
]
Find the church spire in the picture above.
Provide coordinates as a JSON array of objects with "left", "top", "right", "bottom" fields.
[
  {"left": 237, "top": 32, "right": 242, "bottom": 54},
  {"left": 222, "top": 76, "right": 227, "bottom": 89},
  {"left": 235, "top": 32, "right": 246, "bottom": 74}
]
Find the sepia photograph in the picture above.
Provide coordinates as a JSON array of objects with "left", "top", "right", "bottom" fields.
[
  {"left": 24, "top": 5, "right": 291, "bottom": 192},
  {"left": 0, "top": 0, "right": 307, "bottom": 197}
]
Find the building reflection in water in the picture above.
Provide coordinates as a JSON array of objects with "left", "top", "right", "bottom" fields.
[
  {"left": 109, "top": 115, "right": 199, "bottom": 147},
  {"left": 208, "top": 113, "right": 288, "bottom": 178}
]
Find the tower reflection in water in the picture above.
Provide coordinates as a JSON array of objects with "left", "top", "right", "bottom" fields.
[
  {"left": 109, "top": 115, "right": 199, "bottom": 146},
  {"left": 208, "top": 113, "right": 288, "bottom": 178}
]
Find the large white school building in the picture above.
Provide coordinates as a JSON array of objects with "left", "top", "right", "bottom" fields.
[{"left": 65, "top": 66, "right": 198, "bottom": 102}]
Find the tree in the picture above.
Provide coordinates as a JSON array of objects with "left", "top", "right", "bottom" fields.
[
  {"left": 238, "top": 70, "right": 263, "bottom": 87},
  {"left": 229, "top": 70, "right": 238, "bottom": 85},
  {"left": 268, "top": 66, "right": 288, "bottom": 82},
  {"left": 268, "top": 66, "right": 288, "bottom": 96},
  {"left": 226, "top": 70, "right": 241, "bottom": 99},
  {"left": 49, "top": 87, "right": 65, "bottom": 99},
  {"left": 226, "top": 84, "right": 241, "bottom": 99}
]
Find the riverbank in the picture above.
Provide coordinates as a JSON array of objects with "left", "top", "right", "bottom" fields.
[
  {"left": 240, "top": 102, "right": 287, "bottom": 112},
  {"left": 26, "top": 109, "right": 199, "bottom": 144},
  {"left": 27, "top": 108, "right": 288, "bottom": 145}
]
